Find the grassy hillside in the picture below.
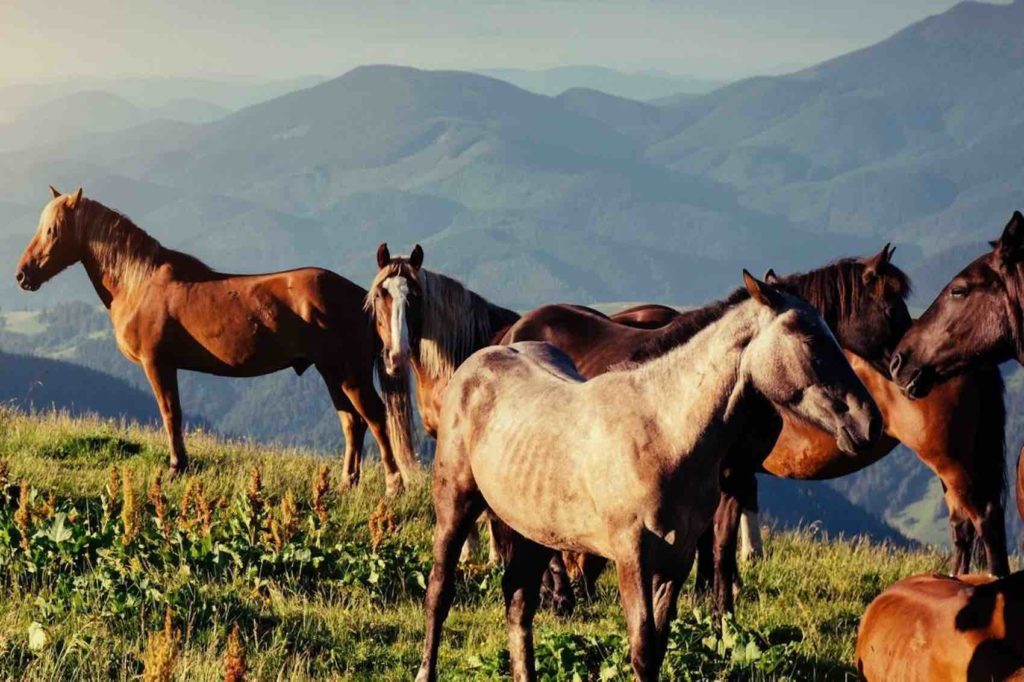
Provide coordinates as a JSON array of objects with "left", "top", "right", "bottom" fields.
[{"left": 0, "top": 407, "right": 976, "bottom": 680}]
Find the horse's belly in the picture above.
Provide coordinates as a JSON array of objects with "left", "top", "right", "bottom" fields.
[{"left": 471, "top": 430, "right": 609, "bottom": 557}]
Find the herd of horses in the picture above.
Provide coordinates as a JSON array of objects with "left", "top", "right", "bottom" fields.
[{"left": 14, "top": 188, "right": 1024, "bottom": 680}]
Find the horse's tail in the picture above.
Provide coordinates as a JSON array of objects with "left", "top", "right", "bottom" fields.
[
  {"left": 971, "top": 364, "right": 1007, "bottom": 560},
  {"left": 375, "top": 359, "right": 420, "bottom": 479}
]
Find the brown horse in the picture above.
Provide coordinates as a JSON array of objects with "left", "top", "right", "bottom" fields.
[
  {"left": 891, "top": 212, "right": 1024, "bottom": 534},
  {"left": 14, "top": 188, "right": 417, "bottom": 494},
  {"left": 609, "top": 303, "right": 681, "bottom": 329},
  {"left": 856, "top": 572, "right": 1024, "bottom": 681},
  {"left": 504, "top": 249, "right": 1009, "bottom": 614},
  {"left": 417, "top": 272, "right": 880, "bottom": 682}
]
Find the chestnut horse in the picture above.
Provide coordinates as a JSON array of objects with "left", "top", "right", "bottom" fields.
[
  {"left": 892, "top": 211, "right": 1024, "bottom": 534},
  {"left": 14, "top": 188, "right": 417, "bottom": 494},
  {"left": 856, "top": 572, "right": 1024, "bottom": 681},
  {"left": 417, "top": 273, "right": 880, "bottom": 681}
]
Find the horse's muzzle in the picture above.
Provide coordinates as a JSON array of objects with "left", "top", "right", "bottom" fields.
[
  {"left": 889, "top": 351, "right": 934, "bottom": 400},
  {"left": 15, "top": 267, "right": 39, "bottom": 292},
  {"left": 836, "top": 397, "right": 882, "bottom": 456}
]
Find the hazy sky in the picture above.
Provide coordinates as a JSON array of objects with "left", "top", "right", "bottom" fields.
[{"left": 0, "top": 0, "right": 993, "bottom": 84}]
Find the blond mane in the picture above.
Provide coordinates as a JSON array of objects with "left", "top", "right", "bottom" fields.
[{"left": 73, "top": 198, "right": 211, "bottom": 297}]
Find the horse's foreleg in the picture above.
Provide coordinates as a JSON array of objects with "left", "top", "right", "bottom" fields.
[
  {"left": 651, "top": 566, "right": 686, "bottom": 674},
  {"left": 713, "top": 492, "right": 743, "bottom": 615},
  {"left": 977, "top": 501, "right": 1009, "bottom": 577},
  {"left": 141, "top": 361, "right": 187, "bottom": 477},
  {"left": 502, "top": 535, "right": 552, "bottom": 681},
  {"left": 616, "top": 553, "right": 656, "bottom": 681},
  {"left": 417, "top": 484, "right": 485, "bottom": 682},
  {"left": 342, "top": 380, "right": 406, "bottom": 497},
  {"left": 739, "top": 511, "right": 764, "bottom": 563},
  {"left": 322, "top": 378, "right": 366, "bottom": 489},
  {"left": 949, "top": 514, "right": 975, "bottom": 575},
  {"left": 694, "top": 526, "right": 714, "bottom": 596}
]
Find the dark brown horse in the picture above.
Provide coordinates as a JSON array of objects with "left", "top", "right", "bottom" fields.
[
  {"left": 891, "top": 212, "right": 1024, "bottom": 534},
  {"left": 856, "top": 572, "right": 1024, "bottom": 681},
  {"left": 503, "top": 248, "right": 1009, "bottom": 613},
  {"left": 14, "top": 188, "right": 418, "bottom": 495}
]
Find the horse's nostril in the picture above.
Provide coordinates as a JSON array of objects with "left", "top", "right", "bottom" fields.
[
  {"left": 889, "top": 352, "right": 903, "bottom": 377},
  {"left": 15, "top": 270, "right": 24, "bottom": 284}
]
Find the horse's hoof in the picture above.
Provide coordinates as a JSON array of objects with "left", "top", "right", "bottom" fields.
[
  {"left": 384, "top": 477, "right": 405, "bottom": 499},
  {"left": 167, "top": 465, "right": 185, "bottom": 481}
]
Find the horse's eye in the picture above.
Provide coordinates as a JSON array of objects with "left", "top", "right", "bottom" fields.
[{"left": 950, "top": 286, "right": 968, "bottom": 299}]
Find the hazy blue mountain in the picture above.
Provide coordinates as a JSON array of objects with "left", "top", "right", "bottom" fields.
[
  {"left": 0, "top": 349, "right": 160, "bottom": 424},
  {"left": 477, "top": 66, "right": 724, "bottom": 100},
  {"left": 647, "top": 0, "right": 1024, "bottom": 253}
]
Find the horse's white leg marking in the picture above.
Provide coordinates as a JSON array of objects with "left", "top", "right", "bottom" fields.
[{"left": 739, "top": 512, "right": 763, "bottom": 563}]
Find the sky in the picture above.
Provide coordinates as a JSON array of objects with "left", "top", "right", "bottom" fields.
[{"left": 0, "top": 0, "right": 997, "bottom": 84}]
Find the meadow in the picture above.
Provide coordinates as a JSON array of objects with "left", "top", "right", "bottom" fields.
[{"left": 0, "top": 407, "right": 965, "bottom": 680}]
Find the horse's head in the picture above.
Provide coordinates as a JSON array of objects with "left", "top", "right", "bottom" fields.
[
  {"left": 367, "top": 242, "right": 425, "bottom": 376},
  {"left": 743, "top": 271, "right": 881, "bottom": 456},
  {"left": 891, "top": 211, "right": 1024, "bottom": 398},
  {"left": 767, "top": 244, "right": 912, "bottom": 373},
  {"left": 16, "top": 186, "right": 85, "bottom": 292}
]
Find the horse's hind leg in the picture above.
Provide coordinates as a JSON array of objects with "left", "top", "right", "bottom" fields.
[
  {"left": 538, "top": 553, "right": 576, "bottom": 617},
  {"left": 501, "top": 532, "right": 554, "bottom": 681},
  {"left": 141, "top": 361, "right": 188, "bottom": 477},
  {"left": 321, "top": 377, "right": 367, "bottom": 489},
  {"left": 416, "top": 482, "right": 485, "bottom": 682},
  {"left": 335, "top": 374, "right": 406, "bottom": 497}
]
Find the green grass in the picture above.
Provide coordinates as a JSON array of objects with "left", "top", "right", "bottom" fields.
[{"left": 0, "top": 407, "right": 955, "bottom": 680}]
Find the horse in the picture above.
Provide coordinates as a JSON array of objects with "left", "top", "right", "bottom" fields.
[
  {"left": 498, "top": 247, "right": 919, "bottom": 611},
  {"left": 856, "top": 572, "right": 1024, "bottom": 681},
  {"left": 609, "top": 303, "right": 681, "bottom": 329},
  {"left": 890, "top": 211, "right": 1024, "bottom": 534},
  {"left": 14, "top": 188, "right": 418, "bottom": 495},
  {"left": 891, "top": 210, "right": 1024, "bottom": 398},
  {"left": 615, "top": 281, "right": 1010, "bottom": 609},
  {"left": 416, "top": 272, "right": 881, "bottom": 682}
]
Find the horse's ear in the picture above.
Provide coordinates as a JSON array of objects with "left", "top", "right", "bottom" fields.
[
  {"left": 66, "top": 187, "right": 83, "bottom": 210},
  {"left": 862, "top": 242, "right": 893, "bottom": 285},
  {"left": 376, "top": 242, "right": 391, "bottom": 269},
  {"left": 996, "top": 211, "right": 1024, "bottom": 264},
  {"left": 743, "top": 269, "right": 782, "bottom": 309},
  {"left": 49, "top": 185, "right": 61, "bottom": 199},
  {"left": 410, "top": 244, "right": 424, "bottom": 270},
  {"left": 763, "top": 268, "right": 779, "bottom": 285}
]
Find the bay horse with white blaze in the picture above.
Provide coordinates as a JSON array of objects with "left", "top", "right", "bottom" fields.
[
  {"left": 417, "top": 272, "right": 880, "bottom": 681},
  {"left": 14, "top": 188, "right": 417, "bottom": 495}
]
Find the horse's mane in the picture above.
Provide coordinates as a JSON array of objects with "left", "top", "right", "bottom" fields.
[
  {"left": 628, "top": 258, "right": 913, "bottom": 365},
  {"left": 76, "top": 198, "right": 213, "bottom": 294},
  {"left": 368, "top": 265, "right": 518, "bottom": 381}
]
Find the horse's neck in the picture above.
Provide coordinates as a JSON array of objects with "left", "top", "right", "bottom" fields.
[
  {"left": 631, "top": 300, "right": 764, "bottom": 459},
  {"left": 77, "top": 205, "right": 161, "bottom": 306}
]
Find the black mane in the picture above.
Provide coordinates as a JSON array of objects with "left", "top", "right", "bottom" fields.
[{"left": 627, "top": 258, "right": 912, "bottom": 364}]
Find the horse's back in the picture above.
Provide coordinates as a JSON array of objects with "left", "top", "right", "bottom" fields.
[
  {"left": 504, "top": 304, "right": 646, "bottom": 377},
  {"left": 856, "top": 573, "right": 1022, "bottom": 682},
  {"left": 611, "top": 304, "right": 680, "bottom": 329}
]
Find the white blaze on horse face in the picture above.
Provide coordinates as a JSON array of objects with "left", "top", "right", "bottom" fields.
[{"left": 383, "top": 275, "right": 411, "bottom": 370}]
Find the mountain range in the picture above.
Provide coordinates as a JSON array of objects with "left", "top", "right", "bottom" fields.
[{"left": 2, "top": 0, "right": 1024, "bottom": 546}]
